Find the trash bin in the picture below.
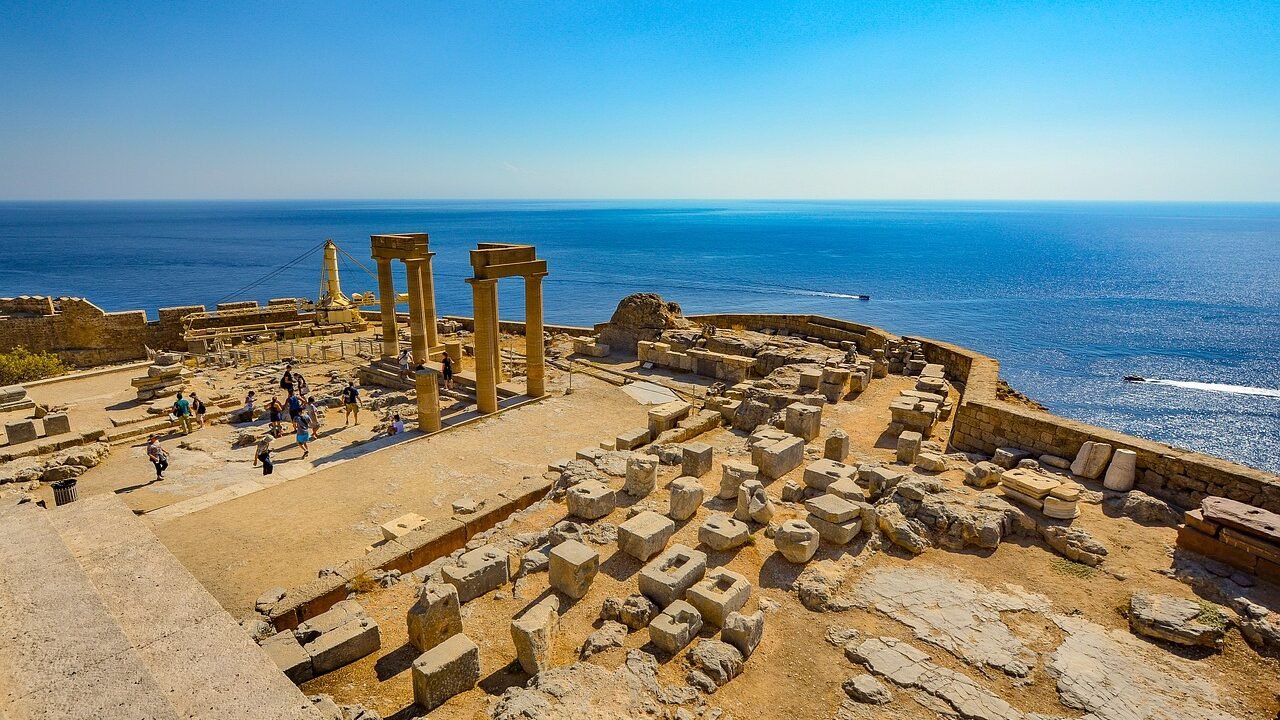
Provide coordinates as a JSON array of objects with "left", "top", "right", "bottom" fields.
[{"left": 52, "top": 478, "right": 79, "bottom": 506}]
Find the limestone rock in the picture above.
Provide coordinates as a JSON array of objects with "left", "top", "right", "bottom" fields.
[
  {"left": 668, "top": 476, "right": 705, "bottom": 521},
  {"left": 965, "top": 461, "right": 1003, "bottom": 489},
  {"left": 580, "top": 621, "right": 628, "bottom": 658},
  {"left": 774, "top": 519, "right": 820, "bottom": 563},
  {"left": 619, "top": 594, "right": 660, "bottom": 631},
  {"left": 721, "top": 610, "right": 764, "bottom": 658},
  {"left": 842, "top": 674, "right": 892, "bottom": 704},
  {"left": 1128, "top": 593, "right": 1225, "bottom": 650},
  {"left": 1104, "top": 489, "right": 1180, "bottom": 526},
  {"left": 1041, "top": 525, "right": 1108, "bottom": 566},
  {"left": 1070, "top": 441, "right": 1113, "bottom": 480},
  {"left": 686, "top": 639, "right": 743, "bottom": 689},
  {"left": 875, "top": 503, "right": 929, "bottom": 555},
  {"left": 847, "top": 636, "right": 1022, "bottom": 720},
  {"left": 1103, "top": 448, "right": 1137, "bottom": 491}
]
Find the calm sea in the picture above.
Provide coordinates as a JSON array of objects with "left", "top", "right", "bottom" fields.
[{"left": 1, "top": 200, "right": 1278, "bottom": 472}]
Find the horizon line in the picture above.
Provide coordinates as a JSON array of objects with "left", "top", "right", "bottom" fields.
[{"left": 2, "top": 197, "right": 1279, "bottom": 205}]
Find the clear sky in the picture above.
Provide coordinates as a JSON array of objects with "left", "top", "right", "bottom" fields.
[{"left": 1, "top": 1, "right": 1278, "bottom": 201}]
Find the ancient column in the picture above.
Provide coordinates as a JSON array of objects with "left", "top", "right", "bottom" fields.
[
  {"left": 524, "top": 273, "right": 547, "bottom": 397},
  {"left": 415, "top": 367, "right": 442, "bottom": 433},
  {"left": 404, "top": 258, "right": 428, "bottom": 364},
  {"left": 420, "top": 253, "right": 440, "bottom": 354},
  {"left": 491, "top": 291, "right": 504, "bottom": 384},
  {"left": 468, "top": 278, "right": 499, "bottom": 414},
  {"left": 376, "top": 258, "right": 398, "bottom": 358}
]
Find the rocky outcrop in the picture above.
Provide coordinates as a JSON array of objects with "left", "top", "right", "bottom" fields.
[
  {"left": 598, "top": 293, "right": 696, "bottom": 352},
  {"left": 1127, "top": 593, "right": 1225, "bottom": 650},
  {"left": 1040, "top": 525, "right": 1108, "bottom": 566}
]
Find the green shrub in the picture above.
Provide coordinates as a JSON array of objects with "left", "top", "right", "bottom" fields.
[{"left": 0, "top": 347, "right": 69, "bottom": 385}]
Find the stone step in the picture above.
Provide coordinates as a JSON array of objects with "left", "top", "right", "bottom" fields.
[
  {"left": 0, "top": 502, "right": 180, "bottom": 720},
  {"left": 48, "top": 495, "right": 323, "bottom": 720}
]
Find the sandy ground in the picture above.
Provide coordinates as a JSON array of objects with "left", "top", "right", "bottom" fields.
[
  {"left": 297, "top": 374, "right": 1280, "bottom": 720},
  {"left": 150, "top": 371, "right": 648, "bottom": 616}
]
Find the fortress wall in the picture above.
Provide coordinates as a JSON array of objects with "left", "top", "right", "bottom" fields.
[
  {"left": 684, "top": 313, "right": 891, "bottom": 351},
  {"left": 440, "top": 315, "right": 596, "bottom": 337},
  {"left": 0, "top": 297, "right": 155, "bottom": 366},
  {"left": 909, "top": 335, "right": 1280, "bottom": 513}
]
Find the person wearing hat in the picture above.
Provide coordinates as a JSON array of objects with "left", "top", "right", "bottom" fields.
[{"left": 252, "top": 433, "right": 274, "bottom": 476}]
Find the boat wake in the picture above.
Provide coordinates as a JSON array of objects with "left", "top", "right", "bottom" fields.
[{"left": 1143, "top": 379, "right": 1280, "bottom": 398}]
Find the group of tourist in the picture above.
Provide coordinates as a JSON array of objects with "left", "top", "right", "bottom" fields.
[
  {"left": 149, "top": 353, "right": 441, "bottom": 481},
  {"left": 397, "top": 346, "right": 455, "bottom": 390}
]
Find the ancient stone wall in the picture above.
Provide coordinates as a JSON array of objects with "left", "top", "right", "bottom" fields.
[
  {"left": 0, "top": 296, "right": 157, "bottom": 366},
  {"left": 683, "top": 313, "right": 889, "bottom": 353},
  {"left": 440, "top": 315, "right": 595, "bottom": 337},
  {"left": 911, "top": 335, "right": 1280, "bottom": 513}
]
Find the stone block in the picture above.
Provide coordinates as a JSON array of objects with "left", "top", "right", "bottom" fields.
[
  {"left": 616, "top": 427, "right": 651, "bottom": 451},
  {"left": 260, "top": 630, "right": 313, "bottom": 684},
  {"left": 799, "top": 369, "right": 822, "bottom": 389},
  {"left": 1070, "top": 441, "right": 1113, "bottom": 480},
  {"left": 719, "top": 461, "right": 758, "bottom": 500},
  {"left": 407, "top": 583, "right": 463, "bottom": 653},
  {"left": 964, "top": 461, "right": 1003, "bottom": 489},
  {"left": 896, "top": 431, "right": 922, "bottom": 464},
  {"left": 992, "top": 447, "right": 1031, "bottom": 470},
  {"left": 861, "top": 465, "right": 908, "bottom": 498},
  {"left": 1177, "top": 526, "right": 1257, "bottom": 571},
  {"left": 567, "top": 481, "right": 615, "bottom": 520},
  {"left": 784, "top": 402, "right": 822, "bottom": 441},
  {"left": 624, "top": 453, "right": 659, "bottom": 497},
  {"left": 681, "top": 442, "right": 714, "bottom": 478},
  {"left": 1103, "top": 449, "right": 1137, "bottom": 491},
  {"left": 916, "top": 452, "right": 947, "bottom": 472},
  {"left": 1202, "top": 497, "right": 1280, "bottom": 541},
  {"left": 412, "top": 633, "right": 480, "bottom": 711},
  {"left": 1128, "top": 592, "right": 1225, "bottom": 650},
  {"left": 5, "top": 420, "right": 38, "bottom": 445},
  {"left": 775, "top": 519, "right": 820, "bottom": 563},
  {"left": 648, "top": 401, "right": 692, "bottom": 437},
  {"left": 807, "top": 514, "right": 863, "bottom": 545},
  {"left": 576, "top": 446, "right": 605, "bottom": 462},
  {"left": 721, "top": 610, "right": 764, "bottom": 658},
  {"left": 805, "top": 493, "right": 859, "bottom": 523},
  {"left": 803, "top": 458, "right": 856, "bottom": 491},
  {"left": 380, "top": 512, "right": 428, "bottom": 542},
  {"left": 824, "top": 429, "right": 849, "bottom": 461},
  {"left": 759, "top": 436, "right": 805, "bottom": 479},
  {"left": 637, "top": 543, "right": 707, "bottom": 607},
  {"left": 511, "top": 597, "right": 559, "bottom": 675},
  {"left": 303, "top": 607, "right": 381, "bottom": 676},
  {"left": 618, "top": 510, "right": 676, "bottom": 561},
  {"left": 686, "top": 568, "right": 751, "bottom": 626},
  {"left": 698, "top": 513, "right": 750, "bottom": 551},
  {"left": 549, "top": 539, "right": 599, "bottom": 599},
  {"left": 41, "top": 413, "right": 72, "bottom": 437},
  {"left": 827, "top": 477, "right": 865, "bottom": 502},
  {"left": 735, "top": 479, "right": 774, "bottom": 524},
  {"left": 669, "top": 476, "right": 705, "bottom": 520},
  {"left": 442, "top": 544, "right": 510, "bottom": 603},
  {"left": 648, "top": 600, "right": 703, "bottom": 654}
]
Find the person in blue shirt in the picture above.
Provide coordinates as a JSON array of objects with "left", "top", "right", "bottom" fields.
[
  {"left": 342, "top": 381, "right": 360, "bottom": 425},
  {"left": 286, "top": 391, "right": 303, "bottom": 422},
  {"left": 172, "top": 392, "right": 193, "bottom": 435}
]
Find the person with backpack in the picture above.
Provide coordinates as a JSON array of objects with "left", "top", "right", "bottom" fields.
[
  {"left": 190, "top": 392, "right": 207, "bottom": 429},
  {"left": 146, "top": 435, "right": 168, "bottom": 481},
  {"left": 342, "top": 381, "right": 360, "bottom": 425},
  {"left": 172, "top": 392, "right": 193, "bottom": 435},
  {"left": 279, "top": 365, "right": 295, "bottom": 395},
  {"left": 268, "top": 396, "right": 284, "bottom": 437},
  {"left": 286, "top": 391, "right": 304, "bottom": 423},
  {"left": 252, "top": 433, "right": 274, "bottom": 475}
]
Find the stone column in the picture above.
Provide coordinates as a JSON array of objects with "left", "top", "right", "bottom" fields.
[
  {"left": 415, "top": 368, "right": 441, "bottom": 433},
  {"left": 468, "top": 278, "right": 499, "bottom": 414},
  {"left": 524, "top": 273, "right": 547, "bottom": 397},
  {"left": 376, "top": 258, "right": 398, "bottom": 358},
  {"left": 405, "top": 258, "right": 428, "bottom": 364},
  {"left": 420, "top": 253, "right": 440, "bottom": 354},
  {"left": 491, "top": 291, "right": 504, "bottom": 384}
]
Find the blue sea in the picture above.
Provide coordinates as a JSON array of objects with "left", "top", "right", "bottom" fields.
[{"left": 1, "top": 200, "right": 1278, "bottom": 473}]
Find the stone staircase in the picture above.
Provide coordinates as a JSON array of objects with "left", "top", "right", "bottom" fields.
[{"left": 0, "top": 496, "right": 323, "bottom": 720}]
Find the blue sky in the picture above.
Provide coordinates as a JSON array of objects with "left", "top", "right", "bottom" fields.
[{"left": 1, "top": 1, "right": 1277, "bottom": 200}]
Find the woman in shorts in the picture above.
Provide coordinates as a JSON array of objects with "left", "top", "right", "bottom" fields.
[
  {"left": 294, "top": 411, "right": 312, "bottom": 459},
  {"left": 268, "top": 396, "right": 284, "bottom": 437}
]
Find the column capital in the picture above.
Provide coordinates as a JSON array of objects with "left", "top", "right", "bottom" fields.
[{"left": 465, "top": 277, "right": 498, "bottom": 287}]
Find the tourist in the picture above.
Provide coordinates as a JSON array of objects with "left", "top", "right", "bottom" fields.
[
  {"left": 146, "top": 435, "right": 168, "bottom": 481},
  {"left": 243, "top": 390, "right": 256, "bottom": 416},
  {"left": 387, "top": 412, "right": 405, "bottom": 436},
  {"left": 294, "top": 410, "right": 313, "bottom": 459},
  {"left": 296, "top": 372, "right": 309, "bottom": 398},
  {"left": 279, "top": 364, "right": 295, "bottom": 395},
  {"left": 342, "top": 381, "right": 360, "bottom": 425},
  {"left": 172, "top": 392, "right": 193, "bottom": 435},
  {"left": 304, "top": 396, "right": 321, "bottom": 437},
  {"left": 398, "top": 348, "right": 412, "bottom": 381},
  {"left": 252, "top": 433, "right": 273, "bottom": 476},
  {"left": 268, "top": 395, "right": 284, "bottom": 437},
  {"left": 286, "top": 390, "right": 303, "bottom": 423},
  {"left": 190, "top": 392, "right": 207, "bottom": 429},
  {"left": 442, "top": 353, "right": 454, "bottom": 391}
]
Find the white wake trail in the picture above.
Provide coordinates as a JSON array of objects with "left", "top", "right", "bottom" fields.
[{"left": 1145, "top": 379, "right": 1280, "bottom": 398}]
